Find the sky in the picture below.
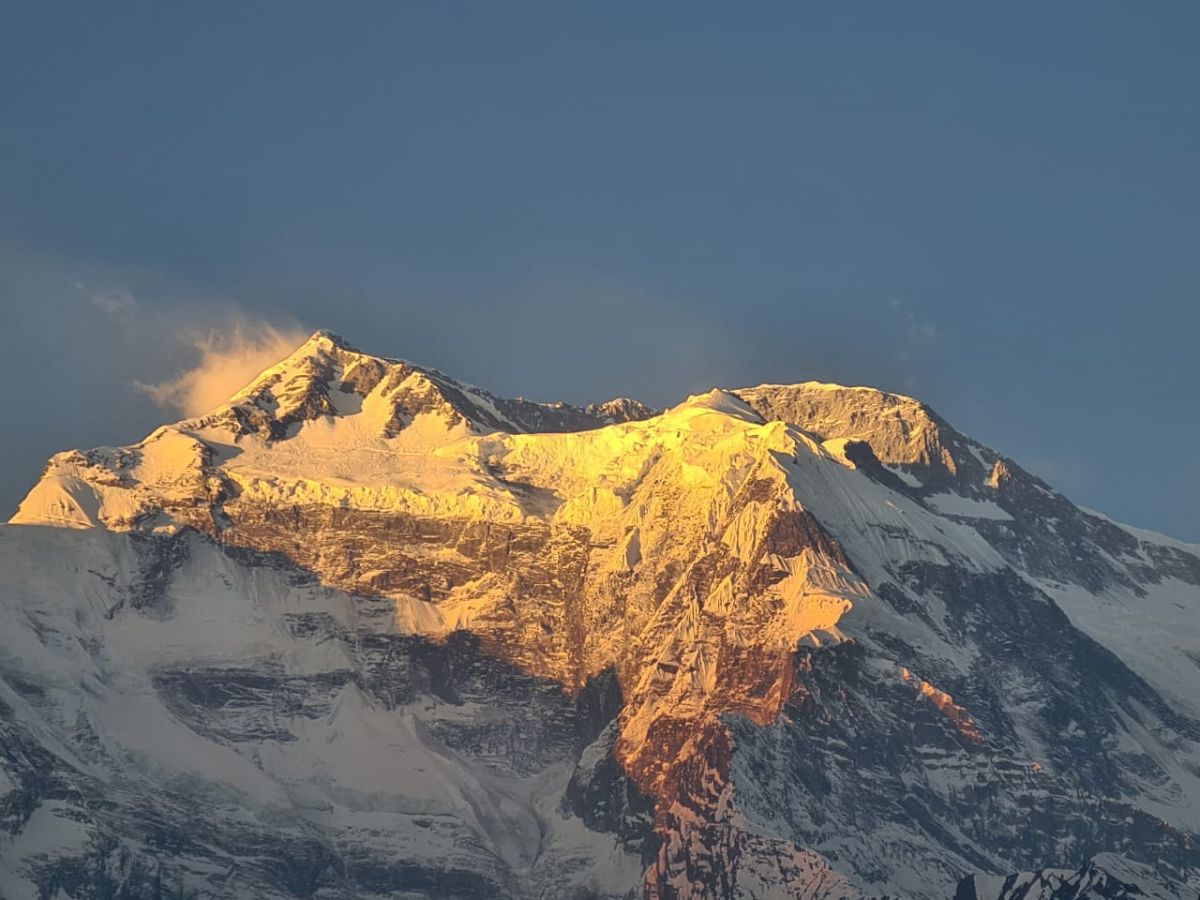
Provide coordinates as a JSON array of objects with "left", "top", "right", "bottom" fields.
[{"left": 1, "top": 3, "right": 1197, "bottom": 539}]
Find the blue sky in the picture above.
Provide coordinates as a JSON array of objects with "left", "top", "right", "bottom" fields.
[{"left": 1, "top": 3, "right": 1197, "bottom": 538}]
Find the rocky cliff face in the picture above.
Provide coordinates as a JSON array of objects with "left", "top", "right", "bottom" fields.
[{"left": 2, "top": 332, "right": 1198, "bottom": 899}]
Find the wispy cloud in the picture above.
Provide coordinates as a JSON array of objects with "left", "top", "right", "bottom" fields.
[
  {"left": 69, "top": 278, "right": 139, "bottom": 316},
  {"left": 11, "top": 250, "right": 308, "bottom": 420},
  {"left": 135, "top": 318, "right": 309, "bottom": 417},
  {"left": 889, "top": 296, "right": 938, "bottom": 351},
  {"left": 87, "top": 288, "right": 137, "bottom": 315},
  {"left": 887, "top": 297, "right": 939, "bottom": 390}
]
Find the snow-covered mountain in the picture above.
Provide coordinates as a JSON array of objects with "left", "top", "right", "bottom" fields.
[{"left": 2, "top": 331, "right": 1198, "bottom": 899}]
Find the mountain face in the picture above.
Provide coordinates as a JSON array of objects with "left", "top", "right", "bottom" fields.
[{"left": 2, "top": 331, "right": 1199, "bottom": 900}]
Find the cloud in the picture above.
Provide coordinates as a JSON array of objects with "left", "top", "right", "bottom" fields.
[
  {"left": 889, "top": 296, "right": 938, "bottom": 344},
  {"left": 886, "top": 298, "right": 940, "bottom": 390},
  {"left": 69, "top": 277, "right": 138, "bottom": 315},
  {"left": 88, "top": 288, "right": 137, "bottom": 315},
  {"left": 135, "top": 319, "right": 309, "bottom": 417}
]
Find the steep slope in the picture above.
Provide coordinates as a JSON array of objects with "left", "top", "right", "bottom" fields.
[
  {"left": 3, "top": 333, "right": 1199, "bottom": 899},
  {"left": 0, "top": 526, "right": 646, "bottom": 900}
]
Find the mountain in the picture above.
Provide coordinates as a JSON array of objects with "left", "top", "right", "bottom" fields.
[{"left": 2, "top": 331, "right": 1198, "bottom": 899}]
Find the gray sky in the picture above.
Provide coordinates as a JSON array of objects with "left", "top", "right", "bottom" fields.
[{"left": 1, "top": 4, "right": 1197, "bottom": 539}]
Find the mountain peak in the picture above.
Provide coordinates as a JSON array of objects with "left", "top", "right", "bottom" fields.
[
  {"left": 304, "top": 327, "right": 352, "bottom": 348},
  {"left": 169, "top": 331, "right": 655, "bottom": 445},
  {"left": 734, "top": 380, "right": 962, "bottom": 481},
  {"left": 267, "top": 329, "right": 362, "bottom": 372},
  {"left": 266, "top": 328, "right": 377, "bottom": 380},
  {"left": 669, "top": 388, "right": 763, "bottom": 424}
]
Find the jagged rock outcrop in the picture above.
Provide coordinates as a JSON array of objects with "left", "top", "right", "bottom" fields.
[
  {"left": 954, "top": 853, "right": 1194, "bottom": 899},
  {"left": 3, "top": 332, "right": 1199, "bottom": 899}
]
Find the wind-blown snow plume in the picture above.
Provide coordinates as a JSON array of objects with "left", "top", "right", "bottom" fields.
[{"left": 136, "top": 320, "right": 309, "bottom": 417}]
